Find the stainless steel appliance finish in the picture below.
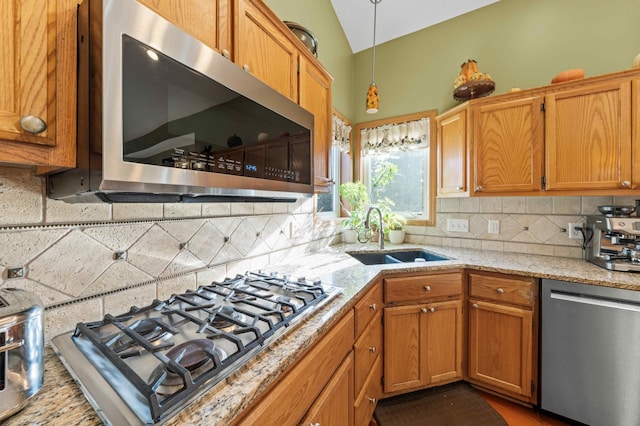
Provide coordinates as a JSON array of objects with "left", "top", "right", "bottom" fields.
[
  {"left": 0, "top": 288, "right": 44, "bottom": 421},
  {"left": 48, "top": 0, "right": 314, "bottom": 204},
  {"left": 51, "top": 271, "right": 341, "bottom": 425},
  {"left": 584, "top": 214, "right": 640, "bottom": 272},
  {"left": 541, "top": 279, "right": 640, "bottom": 426}
]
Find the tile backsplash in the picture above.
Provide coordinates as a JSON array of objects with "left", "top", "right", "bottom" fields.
[
  {"left": 0, "top": 166, "right": 338, "bottom": 340},
  {"left": 405, "top": 195, "right": 639, "bottom": 258},
  {"left": 2, "top": 164, "right": 638, "bottom": 341}
]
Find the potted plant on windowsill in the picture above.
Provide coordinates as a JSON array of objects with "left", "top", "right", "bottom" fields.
[
  {"left": 338, "top": 181, "right": 370, "bottom": 244},
  {"left": 384, "top": 211, "right": 407, "bottom": 244}
]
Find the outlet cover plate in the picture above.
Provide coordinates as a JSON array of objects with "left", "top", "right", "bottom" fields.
[
  {"left": 568, "top": 222, "right": 583, "bottom": 239},
  {"left": 488, "top": 220, "right": 500, "bottom": 234}
]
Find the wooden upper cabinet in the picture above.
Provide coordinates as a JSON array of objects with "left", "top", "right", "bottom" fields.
[
  {"left": 299, "top": 56, "right": 333, "bottom": 190},
  {"left": 472, "top": 96, "right": 544, "bottom": 194},
  {"left": 436, "top": 106, "right": 468, "bottom": 196},
  {"left": 0, "top": 0, "right": 77, "bottom": 168},
  {"left": 545, "top": 80, "right": 632, "bottom": 191},
  {"left": 136, "top": 0, "right": 231, "bottom": 57},
  {"left": 235, "top": 0, "right": 298, "bottom": 102}
]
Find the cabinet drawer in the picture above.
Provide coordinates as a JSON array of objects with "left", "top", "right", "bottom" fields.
[
  {"left": 384, "top": 272, "right": 463, "bottom": 304},
  {"left": 355, "top": 355, "right": 383, "bottom": 426},
  {"left": 354, "top": 284, "right": 383, "bottom": 338},
  {"left": 354, "top": 311, "right": 382, "bottom": 393},
  {"left": 469, "top": 273, "right": 535, "bottom": 307}
]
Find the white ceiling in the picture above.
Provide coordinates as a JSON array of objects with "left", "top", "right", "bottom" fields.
[{"left": 331, "top": 0, "right": 500, "bottom": 53}]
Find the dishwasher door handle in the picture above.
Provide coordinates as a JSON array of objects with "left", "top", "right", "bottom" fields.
[{"left": 550, "top": 290, "right": 640, "bottom": 313}]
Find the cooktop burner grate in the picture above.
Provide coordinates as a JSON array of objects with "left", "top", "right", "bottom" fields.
[{"left": 54, "top": 271, "right": 340, "bottom": 425}]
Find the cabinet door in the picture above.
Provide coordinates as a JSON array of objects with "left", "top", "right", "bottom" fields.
[
  {"left": 299, "top": 56, "right": 333, "bottom": 191},
  {"left": 135, "top": 0, "right": 231, "bottom": 56},
  {"left": 436, "top": 108, "right": 468, "bottom": 196},
  {"left": 383, "top": 305, "right": 426, "bottom": 393},
  {"left": 0, "top": 0, "right": 77, "bottom": 167},
  {"left": 235, "top": 0, "right": 298, "bottom": 102},
  {"left": 300, "top": 352, "right": 354, "bottom": 426},
  {"left": 473, "top": 96, "right": 544, "bottom": 194},
  {"left": 425, "top": 300, "right": 463, "bottom": 385},
  {"left": 468, "top": 299, "right": 533, "bottom": 400},
  {"left": 545, "top": 81, "right": 632, "bottom": 191}
]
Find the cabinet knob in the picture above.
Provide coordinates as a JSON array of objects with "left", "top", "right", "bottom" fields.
[
  {"left": 622, "top": 181, "right": 631, "bottom": 188},
  {"left": 472, "top": 303, "right": 478, "bottom": 309},
  {"left": 19, "top": 115, "right": 47, "bottom": 134},
  {"left": 242, "top": 64, "right": 251, "bottom": 72},
  {"left": 456, "top": 186, "right": 463, "bottom": 191},
  {"left": 421, "top": 307, "right": 427, "bottom": 313},
  {"left": 221, "top": 49, "right": 231, "bottom": 59},
  {"left": 369, "top": 303, "right": 377, "bottom": 311},
  {"left": 429, "top": 307, "right": 436, "bottom": 313},
  {"left": 475, "top": 186, "right": 483, "bottom": 192},
  {"left": 309, "top": 423, "right": 320, "bottom": 426},
  {"left": 496, "top": 287, "right": 504, "bottom": 294},
  {"left": 369, "top": 346, "right": 376, "bottom": 353},
  {"left": 368, "top": 397, "right": 377, "bottom": 404},
  {"left": 424, "top": 285, "right": 431, "bottom": 291}
]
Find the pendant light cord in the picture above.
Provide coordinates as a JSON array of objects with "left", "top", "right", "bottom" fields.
[{"left": 370, "top": 0, "right": 380, "bottom": 84}]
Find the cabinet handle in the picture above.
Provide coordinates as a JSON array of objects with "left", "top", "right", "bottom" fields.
[
  {"left": 423, "top": 285, "right": 431, "bottom": 291},
  {"left": 19, "top": 115, "right": 47, "bottom": 134},
  {"left": 475, "top": 185, "right": 483, "bottom": 192},
  {"left": 369, "top": 303, "right": 377, "bottom": 311},
  {"left": 369, "top": 346, "right": 376, "bottom": 353},
  {"left": 496, "top": 287, "right": 504, "bottom": 294},
  {"left": 242, "top": 64, "right": 251, "bottom": 72},
  {"left": 429, "top": 307, "right": 435, "bottom": 313},
  {"left": 472, "top": 303, "right": 478, "bottom": 309},
  {"left": 368, "top": 397, "right": 377, "bottom": 404},
  {"left": 421, "top": 307, "right": 427, "bottom": 313},
  {"left": 221, "top": 49, "right": 230, "bottom": 59},
  {"left": 622, "top": 181, "right": 631, "bottom": 188}
]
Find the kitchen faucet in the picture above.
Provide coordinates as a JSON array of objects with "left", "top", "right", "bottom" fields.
[{"left": 365, "top": 206, "right": 384, "bottom": 249}]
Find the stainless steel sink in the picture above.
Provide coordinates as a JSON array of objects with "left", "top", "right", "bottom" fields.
[{"left": 347, "top": 249, "right": 449, "bottom": 265}]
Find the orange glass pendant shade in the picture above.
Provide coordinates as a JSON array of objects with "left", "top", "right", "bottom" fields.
[{"left": 366, "top": 83, "right": 379, "bottom": 114}]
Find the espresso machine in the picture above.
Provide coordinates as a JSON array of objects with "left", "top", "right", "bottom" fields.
[{"left": 585, "top": 205, "right": 640, "bottom": 272}]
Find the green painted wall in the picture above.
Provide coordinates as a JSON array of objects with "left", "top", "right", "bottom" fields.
[
  {"left": 266, "top": 0, "right": 640, "bottom": 125},
  {"left": 353, "top": 0, "right": 640, "bottom": 122},
  {"left": 264, "top": 0, "right": 355, "bottom": 119}
]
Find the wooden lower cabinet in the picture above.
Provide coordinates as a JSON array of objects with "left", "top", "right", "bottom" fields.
[
  {"left": 233, "top": 311, "right": 354, "bottom": 425},
  {"left": 383, "top": 300, "right": 463, "bottom": 394},
  {"left": 467, "top": 271, "right": 538, "bottom": 404},
  {"left": 300, "top": 352, "right": 354, "bottom": 426}
]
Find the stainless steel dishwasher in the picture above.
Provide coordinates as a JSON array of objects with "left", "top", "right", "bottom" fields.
[{"left": 541, "top": 279, "right": 640, "bottom": 426}]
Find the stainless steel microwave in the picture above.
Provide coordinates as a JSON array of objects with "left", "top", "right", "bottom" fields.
[{"left": 48, "top": 0, "right": 314, "bottom": 203}]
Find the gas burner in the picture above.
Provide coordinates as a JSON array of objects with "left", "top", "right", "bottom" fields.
[
  {"left": 111, "top": 319, "right": 173, "bottom": 358},
  {"left": 149, "top": 339, "right": 227, "bottom": 396},
  {"left": 209, "top": 306, "right": 244, "bottom": 330}
]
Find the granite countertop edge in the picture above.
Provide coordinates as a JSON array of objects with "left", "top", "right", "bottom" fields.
[{"left": 5, "top": 244, "right": 640, "bottom": 425}]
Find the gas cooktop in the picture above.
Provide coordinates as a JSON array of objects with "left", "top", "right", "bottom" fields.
[{"left": 51, "top": 271, "right": 341, "bottom": 425}]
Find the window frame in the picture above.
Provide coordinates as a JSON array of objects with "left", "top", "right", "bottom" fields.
[{"left": 353, "top": 110, "right": 437, "bottom": 227}]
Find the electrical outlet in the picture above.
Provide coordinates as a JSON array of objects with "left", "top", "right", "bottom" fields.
[
  {"left": 568, "top": 222, "right": 583, "bottom": 239},
  {"left": 447, "top": 218, "right": 469, "bottom": 232},
  {"left": 488, "top": 220, "right": 500, "bottom": 234}
]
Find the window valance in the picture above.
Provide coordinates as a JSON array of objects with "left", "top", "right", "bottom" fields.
[
  {"left": 360, "top": 117, "right": 429, "bottom": 156},
  {"left": 332, "top": 114, "right": 352, "bottom": 152}
]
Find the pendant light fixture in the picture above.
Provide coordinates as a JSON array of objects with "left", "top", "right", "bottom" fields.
[{"left": 366, "top": 0, "right": 381, "bottom": 114}]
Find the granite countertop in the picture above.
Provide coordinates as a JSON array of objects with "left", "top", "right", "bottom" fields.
[{"left": 5, "top": 244, "right": 640, "bottom": 425}]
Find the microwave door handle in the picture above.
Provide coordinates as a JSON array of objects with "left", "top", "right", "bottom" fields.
[{"left": 0, "top": 339, "right": 25, "bottom": 353}]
